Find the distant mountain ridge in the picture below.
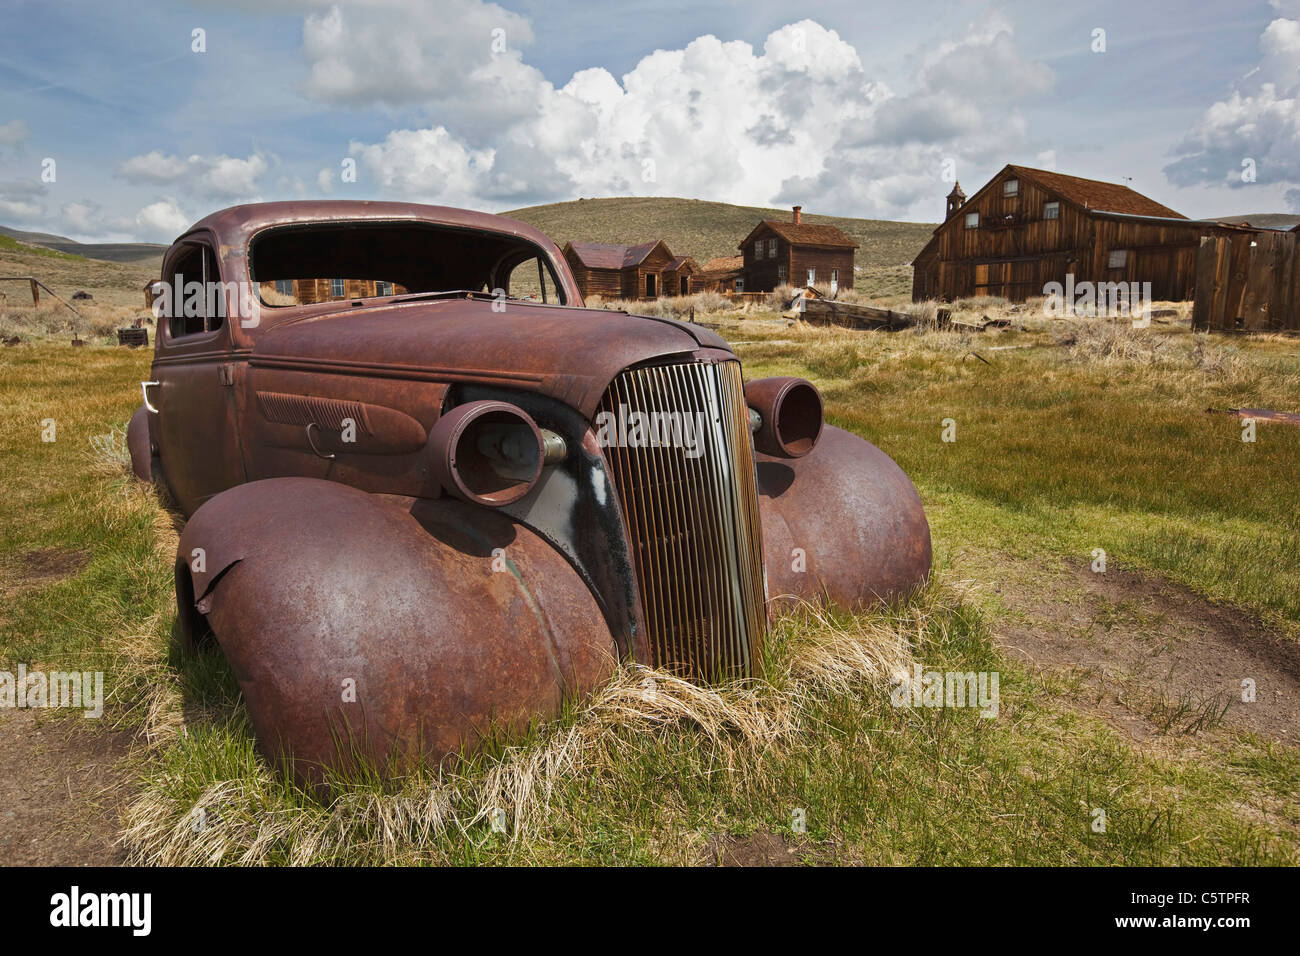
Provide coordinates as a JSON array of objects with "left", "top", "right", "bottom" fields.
[{"left": 0, "top": 225, "right": 166, "bottom": 264}]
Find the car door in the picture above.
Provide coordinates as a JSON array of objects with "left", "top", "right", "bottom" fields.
[{"left": 150, "top": 237, "right": 247, "bottom": 515}]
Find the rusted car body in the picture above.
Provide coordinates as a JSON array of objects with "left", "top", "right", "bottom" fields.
[{"left": 128, "top": 200, "right": 930, "bottom": 781}]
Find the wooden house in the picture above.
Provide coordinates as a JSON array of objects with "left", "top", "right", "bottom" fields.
[
  {"left": 911, "top": 165, "right": 1255, "bottom": 303},
  {"left": 738, "top": 206, "right": 857, "bottom": 294},
  {"left": 562, "top": 239, "right": 692, "bottom": 300},
  {"left": 692, "top": 255, "right": 744, "bottom": 293},
  {"left": 259, "top": 278, "right": 403, "bottom": 305}
]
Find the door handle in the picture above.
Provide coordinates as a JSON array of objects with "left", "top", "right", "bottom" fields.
[
  {"left": 305, "top": 422, "right": 336, "bottom": 460},
  {"left": 141, "top": 381, "right": 160, "bottom": 413}
]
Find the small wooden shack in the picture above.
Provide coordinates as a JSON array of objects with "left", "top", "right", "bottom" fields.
[
  {"left": 692, "top": 255, "right": 744, "bottom": 293},
  {"left": 911, "top": 165, "right": 1254, "bottom": 303},
  {"left": 562, "top": 240, "right": 693, "bottom": 300},
  {"left": 738, "top": 206, "right": 857, "bottom": 294}
]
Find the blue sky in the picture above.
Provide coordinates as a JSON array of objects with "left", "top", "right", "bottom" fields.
[{"left": 1, "top": 0, "right": 1298, "bottom": 242}]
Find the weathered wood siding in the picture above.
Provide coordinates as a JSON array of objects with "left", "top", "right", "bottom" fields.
[
  {"left": 1193, "top": 231, "right": 1300, "bottom": 332},
  {"left": 912, "top": 170, "right": 1234, "bottom": 302},
  {"left": 741, "top": 223, "right": 855, "bottom": 293},
  {"left": 621, "top": 244, "right": 676, "bottom": 299}
]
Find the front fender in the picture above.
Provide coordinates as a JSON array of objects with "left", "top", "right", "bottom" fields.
[
  {"left": 757, "top": 425, "right": 931, "bottom": 608},
  {"left": 176, "top": 477, "right": 617, "bottom": 781}
]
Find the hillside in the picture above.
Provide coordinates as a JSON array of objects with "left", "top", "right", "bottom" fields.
[
  {"left": 0, "top": 225, "right": 165, "bottom": 265},
  {"left": 0, "top": 232, "right": 156, "bottom": 311},
  {"left": 506, "top": 197, "right": 936, "bottom": 270}
]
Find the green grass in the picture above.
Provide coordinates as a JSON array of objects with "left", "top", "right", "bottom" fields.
[
  {"left": 507, "top": 196, "right": 936, "bottom": 270},
  {"left": 2, "top": 322, "right": 1298, "bottom": 866}
]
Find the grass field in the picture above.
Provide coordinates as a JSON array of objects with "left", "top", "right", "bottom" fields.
[{"left": 2, "top": 289, "right": 1298, "bottom": 865}]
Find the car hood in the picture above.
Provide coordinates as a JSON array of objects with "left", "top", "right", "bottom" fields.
[{"left": 251, "top": 297, "right": 734, "bottom": 418}]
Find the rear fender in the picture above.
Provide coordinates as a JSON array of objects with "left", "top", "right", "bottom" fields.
[{"left": 175, "top": 477, "right": 617, "bottom": 782}]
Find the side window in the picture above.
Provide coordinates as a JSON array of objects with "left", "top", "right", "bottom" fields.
[
  {"left": 330, "top": 278, "right": 346, "bottom": 298},
  {"left": 505, "top": 255, "right": 555, "bottom": 303},
  {"left": 965, "top": 211, "right": 980, "bottom": 229},
  {"left": 768, "top": 238, "right": 777, "bottom": 257},
  {"left": 165, "top": 244, "right": 224, "bottom": 339},
  {"left": 754, "top": 241, "right": 763, "bottom": 260}
]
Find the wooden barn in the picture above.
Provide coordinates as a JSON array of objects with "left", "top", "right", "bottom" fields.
[
  {"left": 692, "top": 255, "right": 744, "bottom": 293},
  {"left": 562, "top": 240, "right": 695, "bottom": 300},
  {"left": 739, "top": 206, "right": 857, "bottom": 294},
  {"left": 911, "top": 165, "right": 1254, "bottom": 303}
]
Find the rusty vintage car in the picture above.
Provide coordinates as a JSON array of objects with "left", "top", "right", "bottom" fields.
[{"left": 126, "top": 201, "right": 931, "bottom": 781}]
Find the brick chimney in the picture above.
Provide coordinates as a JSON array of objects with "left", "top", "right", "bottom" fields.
[{"left": 792, "top": 205, "right": 802, "bottom": 225}]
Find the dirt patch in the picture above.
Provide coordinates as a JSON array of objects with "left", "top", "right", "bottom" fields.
[
  {"left": 993, "top": 559, "right": 1300, "bottom": 744},
  {"left": 0, "top": 711, "right": 133, "bottom": 865},
  {"left": 2, "top": 547, "right": 91, "bottom": 590},
  {"left": 707, "top": 831, "right": 805, "bottom": 866}
]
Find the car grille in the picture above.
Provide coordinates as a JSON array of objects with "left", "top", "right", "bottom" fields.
[{"left": 598, "top": 360, "right": 767, "bottom": 680}]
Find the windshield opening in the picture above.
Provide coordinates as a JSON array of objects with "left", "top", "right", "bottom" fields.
[{"left": 249, "top": 220, "right": 565, "bottom": 307}]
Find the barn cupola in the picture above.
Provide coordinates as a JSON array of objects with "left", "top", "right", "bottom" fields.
[
  {"left": 792, "top": 205, "right": 803, "bottom": 225},
  {"left": 946, "top": 182, "right": 966, "bottom": 219}
]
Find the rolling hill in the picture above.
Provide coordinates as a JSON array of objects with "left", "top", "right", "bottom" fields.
[
  {"left": 505, "top": 197, "right": 937, "bottom": 269},
  {"left": 0, "top": 225, "right": 165, "bottom": 265}
]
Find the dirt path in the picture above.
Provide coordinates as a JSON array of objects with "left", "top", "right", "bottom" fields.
[
  {"left": 988, "top": 557, "right": 1300, "bottom": 744},
  {"left": 0, "top": 710, "right": 134, "bottom": 865}
]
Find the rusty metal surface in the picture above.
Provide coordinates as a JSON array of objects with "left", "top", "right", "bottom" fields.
[
  {"left": 756, "top": 425, "right": 931, "bottom": 609},
  {"left": 135, "top": 201, "right": 936, "bottom": 778},
  {"left": 177, "top": 477, "right": 617, "bottom": 782},
  {"left": 126, "top": 406, "right": 154, "bottom": 482},
  {"left": 744, "top": 376, "right": 824, "bottom": 458}
]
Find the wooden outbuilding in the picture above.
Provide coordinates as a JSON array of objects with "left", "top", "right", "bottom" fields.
[
  {"left": 562, "top": 239, "right": 693, "bottom": 300},
  {"left": 911, "top": 164, "right": 1255, "bottom": 303},
  {"left": 739, "top": 206, "right": 857, "bottom": 294},
  {"left": 692, "top": 256, "right": 744, "bottom": 293}
]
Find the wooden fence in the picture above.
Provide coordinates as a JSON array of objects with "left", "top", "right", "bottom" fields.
[{"left": 1193, "top": 231, "right": 1299, "bottom": 332}]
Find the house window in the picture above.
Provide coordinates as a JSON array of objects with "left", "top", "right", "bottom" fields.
[
  {"left": 777, "top": 264, "right": 786, "bottom": 282},
  {"left": 735, "top": 277, "right": 745, "bottom": 293},
  {"left": 330, "top": 278, "right": 346, "bottom": 297},
  {"left": 274, "top": 279, "right": 294, "bottom": 295},
  {"left": 1003, "top": 179, "right": 1019, "bottom": 196},
  {"left": 807, "top": 268, "right": 816, "bottom": 286},
  {"left": 965, "top": 211, "right": 979, "bottom": 229},
  {"left": 376, "top": 280, "right": 393, "bottom": 296},
  {"left": 831, "top": 269, "right": 839, "bottom": 293},
  {"left": 754, "top": 241, "right": 763, "bottom": 260},
  {"left": 1043, "top": 201, "right": 1060, "bottom": 220},
  {"left": 768, "top": 238, "right": 777, "bottom": 257},
  {"left": 1107, "top": 249, "right": 1128, "bottom": 269}
]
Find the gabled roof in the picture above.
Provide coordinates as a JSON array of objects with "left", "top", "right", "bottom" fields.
[
  {"left": 664, "top": 255, "right": 697, "bottom": 272},
  {"left": 1005, "top": 165, "right": 1185, "bottom": 219},
  {"left": 564, "top": 239, "right": 672, "bottom": 269},
  {"left": 739, "top": 220, "right": 858, "bottom": 250},
  {"left": 699, "top": 255, "right": 743, "bottom": 274}
]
